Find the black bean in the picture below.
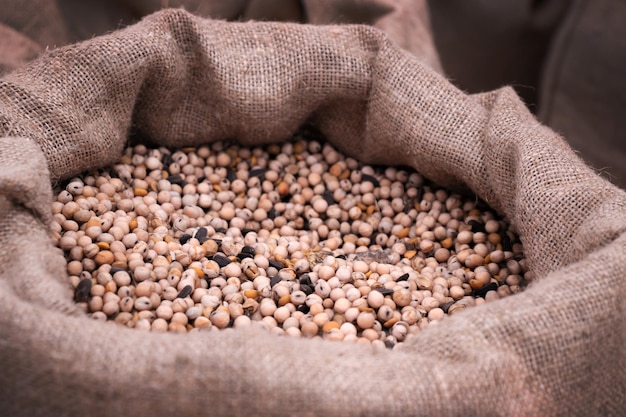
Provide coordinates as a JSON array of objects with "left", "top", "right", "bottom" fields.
[
  {"left": 440, "top": 300, "right": 455, "bottom": 314},
  {"left": 396, "top": 273, "right": 409, "bottom": 282},
  {"left": 74, "top": 279, "right": 92, "bottom": 303},
  {"left": 241, "top": 245, "right": 255, "bottom": 255},
  {"left": 269, "top": 259, "right": 284, "bottom": 270},
  {"left": 299, "top": 274, "right": 312, "bottom": 286},
  {"left": 212, "top": 254, "right": 232, "bottom": 267},
  {"left": 384, "top": 339, "right": 395, "bottom": 349},
  {"left": 193, "top": 227, "right": 208, "bottom": 244},
  {"left": 249, "top": 168, "right": 267, "bottom": 181},
  {"left": 179, "top": 233, "right": 192, "bottom": 245},
  {"left": 176, "top": 285, "right": 193, "bottom": 298},
  {"left": 322, "top": 190, "right": 335, "bottom": 205},
  {"left": 267, "top": 207, "right": 277, "bottom": 220},
  {"left": 468, "top": 220, "right": 486, "bottom": 234},
  {"left": 300, "top": 284, "right": 313, "bottom": 295},
  {"left": 167, "top": 175, "right": 186, "bottom": 187},
  {"left": 361, "top": 173, "right": 380, "bottom": 187},
  {"left": 270, "top": 276, "right": 281, "bottom": 288},
  {"left": 215, "top": 227, "right": 227, "bottom": 234},
  {"left": 110, "top": 266, "right": 126, "bottom": 275},
  {"left": 195, "top": 227, "right": 209, "bottom": 245},
  {"left": 226, "top": 166, "right": 236, "bottom": 182},
  {"left": 161, "top": 152, "right": 173, "bottom": 169},
  {"left": 297, "top": 304, "right": 310, "bottom": 314},
  {"left": 473, "top": 282, "right": 498, "bottom": 298},
  {"left": 374, "top": 287, "right": 394, "bottom": 296},
  {"left": 237, "top": 252, "right": 253, "bottom": 261}
]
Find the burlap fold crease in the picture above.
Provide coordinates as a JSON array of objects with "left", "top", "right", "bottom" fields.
[{"left": 0, "top": 9, "right": 624, "bottom": 417}]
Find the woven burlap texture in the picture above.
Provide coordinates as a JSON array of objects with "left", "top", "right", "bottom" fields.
[
  {"left": 0, "top": 9, "right": 624, "bottom": 416},
  {"left": 0, "top": 0, "right": 441, "bottom": 76}
]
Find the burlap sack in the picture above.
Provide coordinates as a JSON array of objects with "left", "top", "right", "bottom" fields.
[
  {"left": 0, "top": 0, "right": 441, "bottom": 75},
  {"left": 0, "top": 8, "right": 624, "bottom": 416}
]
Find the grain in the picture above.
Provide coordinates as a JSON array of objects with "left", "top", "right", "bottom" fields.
[{"left": 54, "top": 129, "right": 529, "bottom": 349}]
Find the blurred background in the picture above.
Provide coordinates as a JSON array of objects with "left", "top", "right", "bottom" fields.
[{"left": 428, "top": 0, "right": 626, "bottom": 189}]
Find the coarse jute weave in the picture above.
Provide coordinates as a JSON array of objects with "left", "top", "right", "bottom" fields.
[{"left": 0, "top": 8, "right": 624, "bottom": 417}]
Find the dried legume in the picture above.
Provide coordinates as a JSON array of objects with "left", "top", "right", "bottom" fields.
[{"left": 54, "top": 128, "right": 529, "bottom": 348}]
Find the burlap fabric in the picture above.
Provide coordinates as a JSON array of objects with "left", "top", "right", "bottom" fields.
[
  {"left": 0, "top": 0, "right": 441, "bottom": 76},
  {"left": 0, "top": 8, "right": 624, "bottom": 417}
]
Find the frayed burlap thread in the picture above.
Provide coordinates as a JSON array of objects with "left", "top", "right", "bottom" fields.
[{"left": 0, "top": 9, "right": 624, "bottom": 416}]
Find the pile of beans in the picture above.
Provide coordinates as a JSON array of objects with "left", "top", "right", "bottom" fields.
[{"left": 51, "top": 129, "right": 530, "bottom": 349}]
